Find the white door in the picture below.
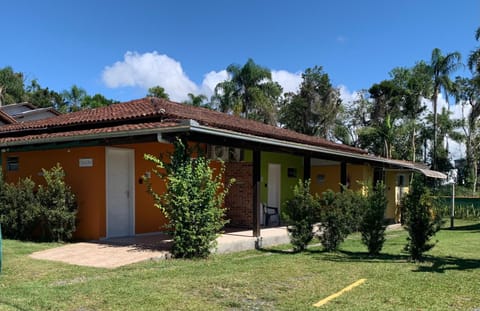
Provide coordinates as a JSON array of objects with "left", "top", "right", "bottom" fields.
[
  {"left": 106, "top": 148, "right": 134, "bottom": 238},
  {"left": 268, "top": 163, "right": 281, "bottom": 208}
]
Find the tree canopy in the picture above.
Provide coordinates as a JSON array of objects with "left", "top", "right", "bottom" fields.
[
  {"left": 212, "top": 58, "right": 282, "bottom": 125},
  {"left": 279, "top": 66, "right": 342, "bottom": 139}
]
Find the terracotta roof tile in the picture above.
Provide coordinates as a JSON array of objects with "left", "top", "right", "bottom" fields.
[
  {"left": 0, "top": 110, "right": 17, "bottom": 124},
  {"left": 0, "top": 121, "right": 179, "bottom": 144},
  {"left": 0, "top": 97, "right": 366, "bottom": 155}
]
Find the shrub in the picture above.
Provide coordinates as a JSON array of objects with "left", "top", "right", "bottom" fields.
[
  {"left": 360, "top": 181, "right": 388, "bottom": 255},
  {"left": 36, "top": 164, "right": 78, "bottom": 241},
  {"left": 403, "top": 175, "right": 442, "bottom": 261},
  {"left": 145, "top": 138, "right": 233, "bottom": 258},
  {"left": 318, "top": 189, "right": 361, "bottom": 251},
  {"left": 0, "top": 175, "right": 40, "bottom": 240},
  {"left": 283, "top": 179, "right": 319, "bottom": 252},
  {"left": 0, "top": 165, "right": 77, "bottom": 242}
]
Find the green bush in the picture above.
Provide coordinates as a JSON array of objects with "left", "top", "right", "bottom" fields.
[
  {"left": 145, "top": 138, "right": 233, "bottom": 258},
  {"left": 0, "top": 175, "right": 40, "bottom": 240},
  {"left": 403, "top": 175, "right": 442, "bottom": 261},
  {"left": 318, "top": 189, "right": 361, "bottom": 251},
  {"left": 0, "top": 165, "right": 77, "bottom": 242},
  {"left": 36, "top": 164, "right": 77, "bottom": 241},
  {"left": 283, "top": 179, "right": 319, "bottom": 252},
  {"left": 360, "top": 181, "right": 388, "bottom": 255}
]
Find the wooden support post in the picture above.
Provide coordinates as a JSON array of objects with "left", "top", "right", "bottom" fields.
[
  {"left": 340, "top": 161, "right": 347, "bottom": 191},
  {"left": 303, "top": 155, "right": 311, "bottom": 181},
  {"left": 252, "top": 149, "right": 261, "bottom": 238}
]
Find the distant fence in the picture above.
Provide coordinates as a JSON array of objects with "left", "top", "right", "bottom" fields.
[{"left": 437, "top": 196, "right": 480, "bottom": 219}]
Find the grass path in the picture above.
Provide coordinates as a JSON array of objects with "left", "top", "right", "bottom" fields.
[{"left": 0, "top": 220, "right": 479, "bottom": 310}]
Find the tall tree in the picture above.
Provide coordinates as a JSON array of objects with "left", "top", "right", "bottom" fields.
[
  {"left": 357, "top": 80, "right": 404, "bottom": 158},
  {"left": 0, "top": 67, "right": 26, "bottom": 105},
  {"left": 147, "top": 86, "right": 170, "bottom": 100},
  {"left": 390, "top": 62, "right": 431, "bottom": 162},
  {"left": 339, "top": 90, "right": 371, "bottom": 147},
  {"left": 183, "top": 93, "right": 207, "bottom": 107},
  {"left": 423, "top": 107, "right": 463, "bottom": 172},
  {"left": 429, "top": 48, "right": 461, "bottom": 170},
  {"left": 61, "top": 85, "right": 87, "bottom": 112},
  {"left": 467, "top": 27, "right": 480, "bottom": 75},
  {"left": 25, "top": 79, "right": 64, "bottom": 109},
  {"left": 454, "top": 76, "right": 480, "bottom": 192},
  {"left": 278, "top": 66, "right": 342, "bottom": 139},
  {"left": 212, "top": 58, "right": 282, "bottom": 125},
  {"left": 81, "top": 94, "right": 118, "bottom": 109}
]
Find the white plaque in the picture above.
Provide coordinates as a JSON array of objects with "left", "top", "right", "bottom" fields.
[{"left": 79, "top": 158, "right": 93, "bottom": 167}]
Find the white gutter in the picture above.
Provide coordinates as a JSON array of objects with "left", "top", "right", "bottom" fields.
[
  {"left": 187, "top": 123, "right": 446, "bottom": 179},
  {"left": 1, "top": 119, "right": 446, "bottom": 179}
]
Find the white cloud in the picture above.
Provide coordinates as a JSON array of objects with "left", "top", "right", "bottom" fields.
[
  {"left": 200, "top": 70, "right": 228, "bottom": 97},
  {"left": 338, "top": 84, "right": 361, "bottom": 105},
  {"left": 271, "top": 70, "right": 302, "bottom": 94},
  {"left": 102, "top": 51, "right": 198, "bottom": 102},
  {"left": 102, "top": 52, "right": 308, "bottom": 102}
]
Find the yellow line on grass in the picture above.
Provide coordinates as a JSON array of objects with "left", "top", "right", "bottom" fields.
[{"left": 313, "top": 278, "right": 367, "bottom": 307}]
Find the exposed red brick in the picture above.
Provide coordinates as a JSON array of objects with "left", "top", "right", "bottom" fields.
[{"left": 224, "top": 162, "right": 254, "bottom": 228}]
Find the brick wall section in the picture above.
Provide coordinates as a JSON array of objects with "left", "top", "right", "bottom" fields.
[{"left": 224, "top": 162, "right": 253, "bottom": 228}]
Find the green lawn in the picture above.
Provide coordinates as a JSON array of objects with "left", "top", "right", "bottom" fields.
[{"left": 1, "top": 220, "right": 479, "bottom": 311}]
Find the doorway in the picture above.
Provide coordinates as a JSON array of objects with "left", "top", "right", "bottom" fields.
[
  {"left": 106, "top": 147, "right": 135, "bottom": 238},
  {"left": 267, "top": 163, "right": 281, "bottom": 225}
]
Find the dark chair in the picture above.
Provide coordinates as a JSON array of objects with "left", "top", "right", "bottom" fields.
[{"left": 263, "top": 204, "right": 280, "bottom": 226}]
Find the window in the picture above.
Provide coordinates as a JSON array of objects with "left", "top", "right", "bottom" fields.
[
  {"left": 7, "top": 156, "right": 19, "bottom": 171},
  {"left": 287, "top": 168, "right": 297, "bottom": 178}
]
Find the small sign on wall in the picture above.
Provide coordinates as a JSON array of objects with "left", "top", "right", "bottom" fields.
[{"left": 79, "top": 158, "right": 93, "bottom": 167}]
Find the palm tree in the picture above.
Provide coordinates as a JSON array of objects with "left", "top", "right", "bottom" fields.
[
  {"left": 468, "top": 27, "right": 480, "bottom": 74},
  {"left": 429, "top": 48, "right": 461, "bottom": 170},
  {"left": 183, "top": 93, "right": 207, "bottom": 107},
  {"left": 62, "top": 85, "right": 87, "bottom": 112},
  {"left": 213, "top": 59, "right": 282, "bottom": 125}
]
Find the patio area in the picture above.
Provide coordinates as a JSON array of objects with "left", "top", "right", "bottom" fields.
[{"left": 29, "top": 227, "right": 290, "bottom": 269}]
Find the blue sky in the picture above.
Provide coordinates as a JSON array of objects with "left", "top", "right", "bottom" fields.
[{"left": 1, "top": 0, "right": 479, "bottom": 103}]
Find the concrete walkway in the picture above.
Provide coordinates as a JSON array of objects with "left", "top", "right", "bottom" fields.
[
  {"left": 29, "top": 227, "right": 289, "bottom": 269},
  {"left": 29, "top": 224, "right": 403, "bottom": 269}
]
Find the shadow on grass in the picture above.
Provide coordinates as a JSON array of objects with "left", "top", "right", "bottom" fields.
[
  {"left": 413, "top": 255, "right": 480, "bottom": 273},
  {"left": 305, "top": 249, "right": 480, "bottom": 274},
  {"left": 443, "top": 222, "right": 480, "bottom": 232},
  {"left": 315, "top": 249, "right": 409, "bottom": 263},
  {"left": 0, "top": 300, "right": 29, "bottom": 311},
  {"left": 256, "top": 247, "right": 299, "bottom": 255}
]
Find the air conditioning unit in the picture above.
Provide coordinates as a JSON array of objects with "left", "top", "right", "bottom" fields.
[
  {"left": 229, "top": 147, "right": 242, "bottom": 162},
  {"left": 207, "top": 145, "right": 242, "bottom": 162},
  {"left": 208, "top": 145, "right": 229, "bottom": 161}
]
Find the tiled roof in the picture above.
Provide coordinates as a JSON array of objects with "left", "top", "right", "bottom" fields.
[
  {"left": 0, "top": 121, "right": 179, "bottom": 144},
  {"left": 0, "top": 97, "right": 367, "bottom": 155},
  {"left": 0, "top": 110, "right": 17, "bottom": 124}
]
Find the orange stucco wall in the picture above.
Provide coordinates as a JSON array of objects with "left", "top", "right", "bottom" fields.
[
  {"left": 2, "top": 146, "right": 106, "bottom": 240},
  {"left": 2, "top": 141, "right": 224, "bottom": 240},
  {"left": 115, "top": 141, "right": 219, "bottom": 235}
]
